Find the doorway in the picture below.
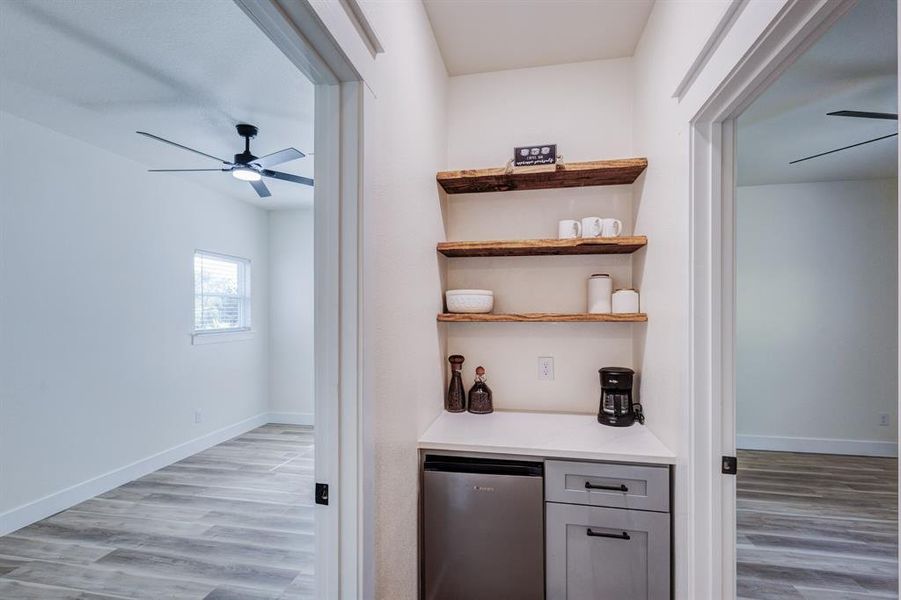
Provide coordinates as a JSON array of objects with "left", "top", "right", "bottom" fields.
[
  {"left": 688, "top": 0, "right": 900, "bottom": 598},
  {"left": 0, "top": 0, "right": 363, "bottom": 597},
  {"left": 732, "top": 2, "right": 898, "bottom": 596},
  {"left": 733, "top": 5, "right": 898, "bottom": 596}
]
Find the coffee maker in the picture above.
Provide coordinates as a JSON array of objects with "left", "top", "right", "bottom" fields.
[{"left": 597, "top": 367, "right": 644, "bottom": 427}]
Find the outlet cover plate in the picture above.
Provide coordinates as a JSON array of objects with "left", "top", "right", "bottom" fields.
[{"left": 538, "top": 357, "right": 554, "bottom": 381}]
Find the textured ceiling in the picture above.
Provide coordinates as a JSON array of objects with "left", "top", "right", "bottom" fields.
[
  {"left": 737, "top": 0, "right": 897, "bottom": 186},
  {"left": 423, "top": 0, "right": 654, "bottom": 76},
  {"left": 0, "top": 0, "right": 314, "bottom": 209}
]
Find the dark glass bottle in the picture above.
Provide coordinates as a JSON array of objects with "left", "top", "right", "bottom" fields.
[
  {"left": 446, "top": 355, "right": 466, "bottom": 412},
  {"left": 467, "top": 366, "right": 493, "bottom": 414}
]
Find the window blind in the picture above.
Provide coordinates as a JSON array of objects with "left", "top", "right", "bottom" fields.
[{"left": 194, "top": 251, "right": 251, "bottom": 332}]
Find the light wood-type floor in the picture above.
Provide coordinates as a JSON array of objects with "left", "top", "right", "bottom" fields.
[
  {"left": 0, "top": 424, "right": 314, "bottom": 599},
  {"left": 737, "top": 450, "right": 898, "bottom": 599}
]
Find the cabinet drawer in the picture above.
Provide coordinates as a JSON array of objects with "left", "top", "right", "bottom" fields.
[
  {"left": 546, "top": 502, "right": 670, "bottom": 600},
  {"left": 545, "top": 460, "right": 669, "bottom": 512}
]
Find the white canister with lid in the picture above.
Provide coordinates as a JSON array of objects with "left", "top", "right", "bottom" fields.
[
  {"left": 587, "top": 274, "right": 613, "bottom": 314},
  {"left": 612, "top": 289, "right": 640, "bottom": 314}
]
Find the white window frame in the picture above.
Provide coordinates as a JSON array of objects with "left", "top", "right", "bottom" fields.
[{"left": 193, "top": 250, "right": 253, "bottom": 341}]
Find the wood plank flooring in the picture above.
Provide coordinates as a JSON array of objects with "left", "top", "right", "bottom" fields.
[
  {"left": 737, "top": 450, "right": 898, "bottom": 599},
  {"left": 0, "top": 424, "right": 315, "bottom": 600}
]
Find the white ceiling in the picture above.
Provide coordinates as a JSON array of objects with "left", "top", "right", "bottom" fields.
[
  {"left": 422, "top": 0, "right": 654, "bottom": 76},
  {"left": 0, "top": 0, "right": 314, "bottom": 209},
  {"left": 737, "top": 0, "right": 897, "bottom": 186}
]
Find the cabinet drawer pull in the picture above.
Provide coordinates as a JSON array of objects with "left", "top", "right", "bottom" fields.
[
  {"left": 586, "top": 528, "right": 631, "bottom": 540},
  {"left": 584, "top": 481, "right": 628, "bottom": 492}
]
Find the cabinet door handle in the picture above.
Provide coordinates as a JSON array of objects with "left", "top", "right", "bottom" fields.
[
  {"left": 586, "top": 529, "right": 631, "bottom": 540},
  {"left": 584, "top": 481, "right": 628, "bottom": 492}
]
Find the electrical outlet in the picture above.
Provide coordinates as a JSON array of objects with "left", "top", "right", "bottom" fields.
[
  {"left": 879, "top": 413, "right": 891, "bottom": 427},
  {"left": 538, "top": 357, "right": 554, "bottom": 381},
  {"left": 194, "top": 409, "right": 203, "bottom": 424}
]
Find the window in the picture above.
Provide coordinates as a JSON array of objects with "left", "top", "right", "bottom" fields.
[{"left": 194, "top": 251, "right": 251, "bottom": 333}]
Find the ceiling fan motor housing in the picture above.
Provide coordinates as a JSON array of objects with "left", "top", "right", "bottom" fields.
[{"left": 234, "top": 151, "right": 258, "bottom": 165}]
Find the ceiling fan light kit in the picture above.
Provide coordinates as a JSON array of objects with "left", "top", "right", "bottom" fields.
[
  {"left": 137, "top": 123, "right": 312, "bottom": 198},
  {"left": 232, "top": 167, "right": 262, "bottom": 182}
]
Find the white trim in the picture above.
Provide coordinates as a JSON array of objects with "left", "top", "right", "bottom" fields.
[
  {"left": 0, "top": 412, "right": 270, "bottom": 537},
  {"left": 737, "top": 435, "right": 898, "bottom": 458},
  {"left": 268, "top": 411, "right": 315, "bottom": 426},
  {"left": 234, "top": 0, "right": 341, "bottom": 85},
  {"left": 191, "top": 329, "right": 255, "bottom": 345},
  {"left": 337, "top": 0, "right": 384, "bottom": 56},
  {"left": 687, "top": 1, "right": 860, "bottom": 598},
  {"left": 313, "top": 82, "right": 342, "bottom": 599},
  {"left": 672, "top": 0, "right": 747, "bottom": 100},
  {"left": 337, "top": 80, "right": 365, "bottom": 600},
  {"left": 235, "top": 3, "right": 369, "bottom": 598}
]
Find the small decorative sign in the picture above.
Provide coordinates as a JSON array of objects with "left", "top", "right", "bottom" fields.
[{"left": 513, "top": 144, "right": 557, "bottom": 167}]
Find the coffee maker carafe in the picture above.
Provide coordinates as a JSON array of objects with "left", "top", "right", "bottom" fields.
[{"left": 597, "top": 367, "right": 644, "bottom": 427}]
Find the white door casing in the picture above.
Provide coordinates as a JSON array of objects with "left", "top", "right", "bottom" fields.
[
  {"left": 687, "top": 1, "right": 862, "bottom": 598},
  {"left": 234, "top": 1, "right": 369, "bottom": 598}
]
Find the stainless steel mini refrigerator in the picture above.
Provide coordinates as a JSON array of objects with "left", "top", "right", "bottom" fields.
[{"left": 421, "top": 455, "right": 544, "bottom": 600}]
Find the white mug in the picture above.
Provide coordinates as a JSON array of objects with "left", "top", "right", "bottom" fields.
[
  {"left": 558, "top": 219, "right": 581, "bottom": 239},
  {"left": 601, "top": 218, "right": 623, "bottom": 237},
  {"left": 580, "top": 217, "right": 603, "bottom": 238}
]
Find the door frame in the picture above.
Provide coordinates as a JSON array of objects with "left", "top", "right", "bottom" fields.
[
  {"left": 687, "top": 0, "right": 861, "bottom": 597},
  {"left": 234, "top": 1, "right": 367, "bottom": 598}
]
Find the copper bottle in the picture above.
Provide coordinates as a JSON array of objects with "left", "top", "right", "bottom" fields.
[
  {"left": 446, "top": 355, "right": 466, "bottom": 412},
  {"left": 467, "top": 366, "right": 493, "bottom": 414}
]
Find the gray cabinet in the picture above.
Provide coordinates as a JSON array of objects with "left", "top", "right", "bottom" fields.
[
  {"left": 545, "top": 460, "right": 669, "bottom": 513},
  {"left": 545, "top": 460, "right": 671, "bottom": 600}
]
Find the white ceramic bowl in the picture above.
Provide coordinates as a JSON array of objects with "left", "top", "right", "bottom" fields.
[{"left": 445, "top": 289, "right": 494, "bottom": 314}]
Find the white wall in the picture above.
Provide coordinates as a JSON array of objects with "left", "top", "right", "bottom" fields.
[
  {"left": 736, "top": 179, "right": 898, "bottom": 455},
  {"left": 356, "top": 3, "right": 449, "bottom": 599},
  {"left": 0, "top": 110, "right": 271, "bottom": 525},
  {"left": 631, "top": 0, "right": 735, "bottom": 463},
  {"left": 446, "top": 59, "right": 636, "bottom": 413},
  {"left": 631, "top": 3, "right": 747, "bottom": 598},
  {"left": 268, "top": 208, "right": 314, "bottom": 423}
]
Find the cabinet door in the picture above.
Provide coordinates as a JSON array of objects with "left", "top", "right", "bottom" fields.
[{"left": 546, "top": 502, "right": 670, "bottom": 600}]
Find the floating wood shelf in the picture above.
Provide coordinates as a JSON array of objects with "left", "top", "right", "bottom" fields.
[
  {"left": 437, "top": 236, "right": 647, "bottom": 257},
  {"left": 437, "top": 313, "right": 647, "bottom": 323},
  {"left": 437, "top": 158, "right": 648, "bottom": 194}
]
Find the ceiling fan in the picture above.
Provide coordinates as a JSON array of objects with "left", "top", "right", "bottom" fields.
[
  {"left": 137, "top": 124, "right": 312, "bottom": 198},
  {"left": 790, "top": 110, "right": 898, "bottom": 164}
]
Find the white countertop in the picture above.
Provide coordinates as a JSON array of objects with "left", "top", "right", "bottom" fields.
[{"left": 418, "top": 410, "right": 676, "bottom": 464}]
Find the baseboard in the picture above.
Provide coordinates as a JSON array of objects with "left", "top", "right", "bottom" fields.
[
  {"left": 737, "top": 434, "right": 898, "bottom": 457},
  {"left": 267, "top": 411, "right": 314, "bottom": 426},
  {"left": 0, "top": 412, "right": 271, "bottom": 537}
]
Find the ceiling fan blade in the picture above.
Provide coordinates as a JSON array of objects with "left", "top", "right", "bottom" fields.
[
  {"left": 148, "top": 168, "right": 229, "bottom": 172},
  {"left": 249, "top": 179, "right": 272, "bottom": 198},
  {"left": 137, "top": 131, "right": 230, "bottom": 164},
  {"left": 253, "top": 147, "right": 305, "bottom": 168},
  {"left": 261, "top": 169, "right": 314, "bottom": 186},
  {"left": 827, "top": 110, "right": 898, "bottom": 120},
  {"left": 789, "top": 132, "right": 898, "bottom": 165}
]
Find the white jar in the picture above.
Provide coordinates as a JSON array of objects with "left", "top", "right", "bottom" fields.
[
  {"left": 587, "top": 274, "right": 613, "bottom": 314},
  {"left": 612, "top": 289, "right": 640, "bottom": 314}
]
